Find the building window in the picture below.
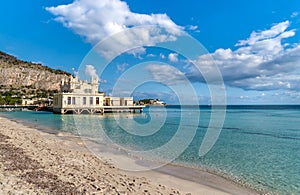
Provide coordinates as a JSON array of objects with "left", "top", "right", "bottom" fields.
[
  {"left": 90, "top": 97, "right": 93, "bottom": 105},
  {"left": 83, "top": 97, "right": 86, "bottom": 105},
  {"left": 84, "top": 89, "right": 92, "bottom": 93},
  {"left": 96, "top": 97, "right": 99, "bottom": 105},
  {"left": 67, "top": 97, "right": 71, "bottom": 105},
  {"left": 72, "top": 97, "right": 76, "bottom": 105}
]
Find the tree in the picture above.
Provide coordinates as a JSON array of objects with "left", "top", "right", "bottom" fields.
[{"left": 0, "top": 96, "right": 6, "bottom": 105}]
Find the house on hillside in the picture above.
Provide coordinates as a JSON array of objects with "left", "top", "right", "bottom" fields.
[
  {"left": 52, "top": 76, "right": 142, "bottom": 114},
  {"left": 149, "top": 99, "right": 166, "bottom": 106},
  {"left": 21, "top": 99, "right": 36, "bottom": 106},
  {"left": 21, "top": 98, "right": 52, "bottom": 106}
]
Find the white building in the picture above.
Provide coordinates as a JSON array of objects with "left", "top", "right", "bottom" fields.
[
  {"left": 53, "top": 76, "right": 142, "bottom": 114},
  {"left": 149, "top": 99, "right": 166, "bottom": 106},
  {"left": 21, "top": 99, "right": 36, "bottom": 106},
  {"left": 104, "top": 97, "right": 133, "bottom": 106}
]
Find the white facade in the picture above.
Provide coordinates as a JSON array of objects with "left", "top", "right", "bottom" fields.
[
  {"left": 53, "top": 76, "right": 104, "bottom": 114},
  {"left": 21, "top": 99, "right": 36, "bottom": 105},
  {"left": 53, "top": 93, "right": 104, "bottom": 112},
  {"left": 53, "top": 76, "right": 138, "bottom": 114},
  {"left": 104, "top": 97, "right": 133, "bottom": 106}
]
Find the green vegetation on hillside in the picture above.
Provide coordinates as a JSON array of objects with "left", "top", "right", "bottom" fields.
[
  {"left": 138, "top": 99, "right": 152, "bottom": 104},
  {"left": 0, "top": 84, "right": 58, "bottom": 105},
  {"left": 0, "top": 51, "right": 71, "bottom": 105},
  {"left": 0, "top": 96, "right": 20, "bottom": 105},
  {"left": 138, "top": 99, "right": 160, "bottom": 104}
]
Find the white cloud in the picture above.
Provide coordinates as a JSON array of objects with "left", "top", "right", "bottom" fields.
[
  {"left": 239, "top": 95, "right": 249, "bottom": 99},
  {"left": 160, "top": 53, "right": 166, "bottom": 59},
  {"left": 144, "top": 20, "right": 300, "bottom": 92},
  {"left": 145, "top": 64, "right": 185, "bottom": 85},
  {"left": 229, "top": 72, "right": 300, "bottom": 91},
  {"left": 85, "top": 64, "right": 99, "bottom": 79},
  {"left": 168, "top": 53, "right": 179, "bottom": 62},
  {"left": 291, "top": 12, "right": 299, "bottom": 18},
  {"left": 147, "top": 53, "right": 156, "bottom": 57},
  {"left": 235, "top": 21, "right": 292, "bottom": 46},
  {"left": 47, "top": 1, "right": 300, "bottom": 95},
  {"left": 189, "top": 21, "right": 300, "bottom": 91},
  {"left": 116, "top": 63, "right": 128, "bottom": 73},
  {"left": 46, "top": 0, "right": 183, "bottom": 59},
  {"left": 186, "top": 25, "right": 199, "bottom": 31}
]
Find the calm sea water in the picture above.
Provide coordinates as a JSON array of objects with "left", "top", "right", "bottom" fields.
[{"left": 1, "top": 105, "right": 300, "bottom": 194}]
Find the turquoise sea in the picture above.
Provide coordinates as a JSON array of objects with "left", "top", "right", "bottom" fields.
[{"left": 1, "top": 105, "right": 300, "bottom": 194}]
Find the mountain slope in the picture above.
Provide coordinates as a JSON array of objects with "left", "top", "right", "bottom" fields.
[{"left": 0, "top": 51, "right": 71, "bottom": 92}]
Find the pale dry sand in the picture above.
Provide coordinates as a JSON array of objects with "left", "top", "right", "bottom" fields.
[{"left": 0, "top": 117, "right": 256, "bottom": 194}]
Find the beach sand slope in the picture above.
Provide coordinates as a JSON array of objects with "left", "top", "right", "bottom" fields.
[{"left": 0, "top": 117, "right": 242, "bottom": 194}]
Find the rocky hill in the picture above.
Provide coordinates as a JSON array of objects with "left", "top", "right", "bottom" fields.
[{"left": 0, "top": 51, "right": 71, "bottom": 92}]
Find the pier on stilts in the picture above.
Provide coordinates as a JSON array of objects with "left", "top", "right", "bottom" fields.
[{"left": 54, "top": 105, "right": 144, "bottom": 114}]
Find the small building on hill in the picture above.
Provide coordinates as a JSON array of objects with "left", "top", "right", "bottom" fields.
[
  {"left": 21, "top": 99, "right": 36, "bottom": 106},
  {"left": 53, "top": 76, "right": 142, "bottom": 114}
]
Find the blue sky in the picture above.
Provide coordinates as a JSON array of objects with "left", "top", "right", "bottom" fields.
[{"left": 0, "top": 0, "right": 300, "bottom": 104}]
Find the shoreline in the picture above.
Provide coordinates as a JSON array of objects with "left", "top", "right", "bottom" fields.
[{"left": 0, "top": 115, "right": 258, "bottom": 194}]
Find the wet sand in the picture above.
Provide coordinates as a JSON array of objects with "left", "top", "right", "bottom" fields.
[{"left": 0, "top": 117, "right": 257, "bottom": 194}]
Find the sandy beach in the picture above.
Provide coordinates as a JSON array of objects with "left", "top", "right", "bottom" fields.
[{"left": 0, "top": 116, "right": 256, "bottom": 194}]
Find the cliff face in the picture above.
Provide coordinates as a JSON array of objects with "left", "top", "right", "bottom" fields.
[{"left": 0, "top": 51, "right": 71, "bottom": 91}]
